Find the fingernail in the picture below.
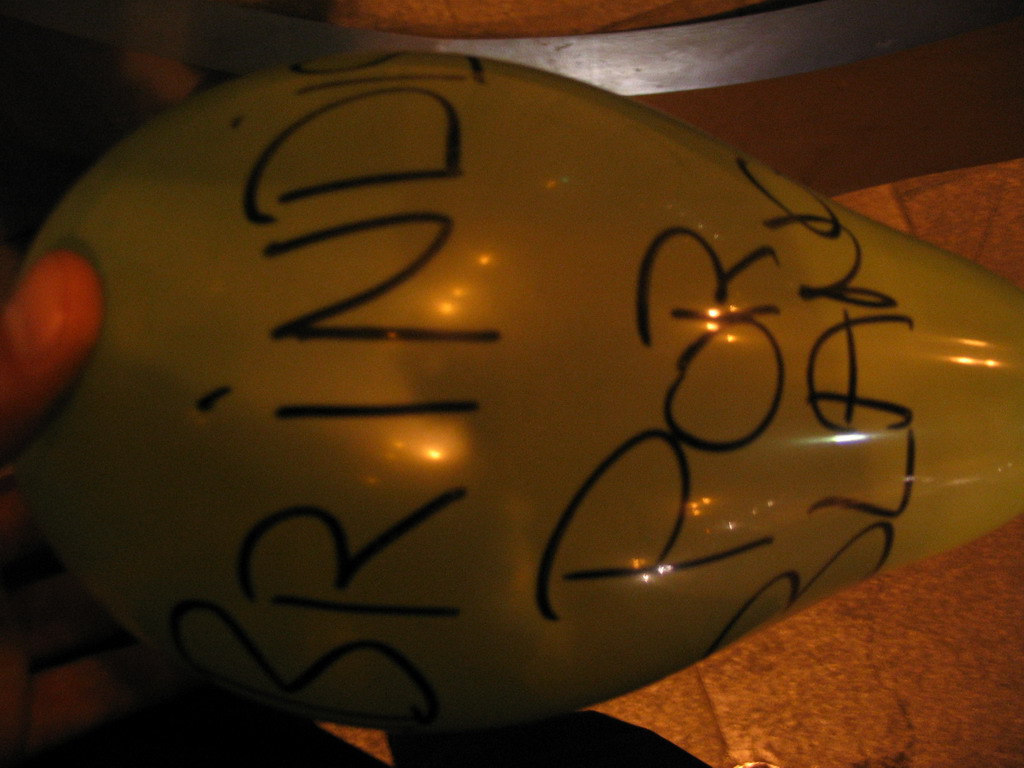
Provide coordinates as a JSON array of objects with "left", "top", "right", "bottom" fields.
[{"left": 2, "top": 253, "right": 78, "bottom": 363}]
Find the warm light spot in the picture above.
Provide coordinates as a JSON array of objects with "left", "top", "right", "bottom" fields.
[
  {"left": 438, "top": 301, "right": 456, "bottom": 315},
  {"left": 707, "top": 308, "right": 721, "bottom": 318},
  {"left": 949, "top": 356, "right": 1001, "bottom": 367},
  {"left": 452, "top": 286, "right": 466, "bottom": 297},
  {"left": 706, "top": 322, "right": 720, "bottom": 332},
  {"left": 725, "top": 334, "right": 737, "bottom": 343},
  {"left": 477, "top": 253, "right": 493, "bottom": 266},
  {"left": 545, "top": 178, "right": 558, "bottom": 189},
  {"left": 424, "top": 448, "right": 445, "bottom": 461},
  {"left": 702, "top": 497, "right": 712, "bottom": 505}
]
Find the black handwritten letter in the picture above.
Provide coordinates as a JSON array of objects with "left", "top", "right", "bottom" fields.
[
  {"left": 664, "top": 305, "right": 785, "bottom": 451},
  {"left": 807, "top": 430, "right": 916, "bottom": 518},
  {"left": 537, "top": 431, "right": 689, "bottom": 621},
  {"left": 245, "top": 87, "right": 463, "bottom": 224},
  {"left": 637, "top": 226, "right": 778, "bottom": 346},
  {"left": 239, "top": 488, "right": 467, "bottom": 599},
  {"left": 264, "top": 213, "right": 499, "bottom": 343},
  {"left": 736, "top": 158, "right": 896, "bottom": 308},
  {"left": 806, "top": 311, "right": 914, "bottom": 432}
]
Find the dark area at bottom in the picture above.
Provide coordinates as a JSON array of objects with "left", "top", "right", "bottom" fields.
[{"left": 23, "top": 686, "right": 713, "bottom": 768}]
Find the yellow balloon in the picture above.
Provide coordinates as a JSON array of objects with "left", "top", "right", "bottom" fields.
[{"left": 19, "top": 52, "right": 1024, "bottom": 731}]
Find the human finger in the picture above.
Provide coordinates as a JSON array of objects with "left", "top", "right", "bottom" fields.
[{"left": 0, "top": 250, "right": 103, "bottom": 465}]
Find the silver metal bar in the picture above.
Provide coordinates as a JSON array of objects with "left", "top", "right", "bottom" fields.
[{"left": 0, "top": 0, "right": 1019, "bottom": 94}]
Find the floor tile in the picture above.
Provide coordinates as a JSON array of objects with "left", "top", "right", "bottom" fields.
[{"left": 695, "top": 517, "right": 1023, "bottom": 768}]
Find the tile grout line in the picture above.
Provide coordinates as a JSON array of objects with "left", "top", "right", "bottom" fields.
[
  {"left": 695, "top": 664, "right": 733, "bottom": 767},
  {"left": 889, "top": 184, "right": 920, "bottom": 240},
  {"left": 972, "top": 171, "right": 1011, "bottom": 263}
]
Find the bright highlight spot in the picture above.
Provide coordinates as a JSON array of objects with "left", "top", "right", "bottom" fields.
[
  {"left": 831, "top": 433, "right": 870, "bottom": 444},
  {"left": 949, "top": 356, "right": 1001, "bottom": 367}
]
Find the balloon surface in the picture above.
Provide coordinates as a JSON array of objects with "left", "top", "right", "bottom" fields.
[{"left": 20, "top": 52, "right": 1024, "bottom": 731}]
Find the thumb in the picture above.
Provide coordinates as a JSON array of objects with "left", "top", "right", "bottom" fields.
[{"left": 0, "top": 251, "right": 103, "bottom": 464}]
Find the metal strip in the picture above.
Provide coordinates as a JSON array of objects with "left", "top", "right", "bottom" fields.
[{"left": 0, "top": 0, "right": 1019, "bottom": 94}]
